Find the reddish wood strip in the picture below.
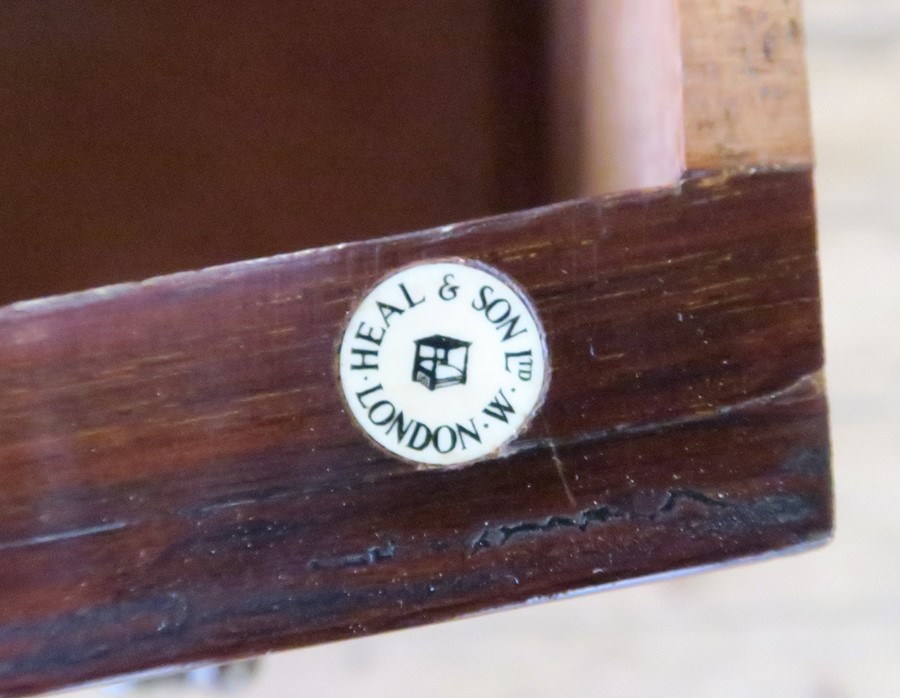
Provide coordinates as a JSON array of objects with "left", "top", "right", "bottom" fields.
[{"left": 0, "top": 168, "right": 830, "bottom": 695}]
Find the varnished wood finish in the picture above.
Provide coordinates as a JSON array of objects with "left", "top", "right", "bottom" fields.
[{"left": 0, "top": 168, "right": 830, "bottom": 696}]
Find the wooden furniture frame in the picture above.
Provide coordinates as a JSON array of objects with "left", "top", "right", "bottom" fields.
[{"left": 0, "top": 1, "right": 829, "bottom": 695}]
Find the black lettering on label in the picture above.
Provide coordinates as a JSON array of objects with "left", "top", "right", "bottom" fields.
[
  {"left": 355, "top": 383, "right": 383, "bottom": 409},
  {"left": 432, "top": 425, "right": 457, "bottom": 454},
  {"left": 377, "top": 302, "right": 405, "bottom": 328},
  {"left": 350, "top": 348, "right": 379, "bottom": 371},
  {"left": 483, "top": 389, "right": 516, "bottom": 424},
  {"left": 472, "top": 284, "right": 493, "bottom": 311},
  {"left": 439, "top": 274, "right": 459, "bottom": 301},
  {"left": 368, "top": 400, "right": 396, "bottom": 426},
  {"left": 355, "top": 322, "right": 386, "bottom": 346},
  {"left": 496, "top": 313, "right": 527, "bottom": 342},
  {"left": 473, "top": 285, "right": 528, "bottom": 342},
  {"left": 376, "top": 283, "right": 425, "bottom": 328},
  {"left": 504, "top": 350, "right": 534, "bottom": 380},
  {"left": 485, "top": 297, "right": 512, "bottom": 324},
  {"left": 399, "top": 282, "right": 425, "bottom": 309},
  {"left": 386, "top": 410, "right": 412, "bottom": 444},
  {"left": 340, "top": 261, "right": 547, "bottom": 465},
  {"left": 386, "top": 416, "right": 480, "bottom": 455},
  {"left": 455, "top": 419, "right": 481, "bottom": 450},
  {"left": 407, "top": 422, "right": 432, "bottom": 451}
]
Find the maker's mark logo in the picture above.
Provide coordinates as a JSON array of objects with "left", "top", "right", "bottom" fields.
[
  {"left": 338, "top": 260, "right": 548, "bottom": 467},
  {"left": 412, "top": 334, "right": 471, "bottom": 390}
]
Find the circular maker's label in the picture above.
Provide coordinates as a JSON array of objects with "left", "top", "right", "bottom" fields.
[{"left": 338, "top": 260, "right": 548, "bottom": 467}]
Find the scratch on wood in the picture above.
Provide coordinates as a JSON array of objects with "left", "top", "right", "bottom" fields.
[
  {"left": 471, "top": 487, "right": 734, "bottom": 551},
  {"left": 548, "top": 440, "right": 577, "bottom": 508},
  {"left": 0, "top": 521, "right": 128, "bottom": 551},
  {"left": 719, "top": 296, "right": 817, "bottom": 315},
  {"left": 472, "top": 505, "right": 623, "bottom": 550},
  {"left": 685, "top": 293, "right": 755, "bottom": 311}
]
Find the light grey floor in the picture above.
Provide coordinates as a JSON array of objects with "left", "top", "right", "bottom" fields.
[{"left": 69, "top": 1, "right": 900, "bottom": 696}]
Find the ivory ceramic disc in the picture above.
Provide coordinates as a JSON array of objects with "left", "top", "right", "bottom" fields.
[{"left": 338, "top": 260, "right": 548, "bottom": 466}]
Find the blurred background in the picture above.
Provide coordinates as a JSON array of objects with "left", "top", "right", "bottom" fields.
[{"left": 53, "top": 0, "right": 898, "bottom": 695}]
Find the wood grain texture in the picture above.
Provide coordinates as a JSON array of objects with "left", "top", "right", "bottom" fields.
[
  {"left": 679, "top": 0, "right": 813, "bottom": 169},
  {"left": 0, "top": 167, "right": 830, "bottom": 696}
]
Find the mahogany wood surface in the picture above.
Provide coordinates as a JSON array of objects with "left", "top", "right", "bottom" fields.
[
  {"left": 0, "top": 1, "right": 552, "bottom": 306},
  {"left": 0, "top": 167, "right": 830, "bottom": 695}
]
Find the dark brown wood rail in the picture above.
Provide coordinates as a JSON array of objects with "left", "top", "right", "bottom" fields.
[{"left": 0, "top": 166, "right": 830, "bottom": 696}]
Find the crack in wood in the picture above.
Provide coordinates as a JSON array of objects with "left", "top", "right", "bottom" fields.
[
  {"left": 470, "top": 487, "right": 732, "bottom": 551},
  {"left": 655, "top": 489, "right": 729, "bottom": 515}
]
